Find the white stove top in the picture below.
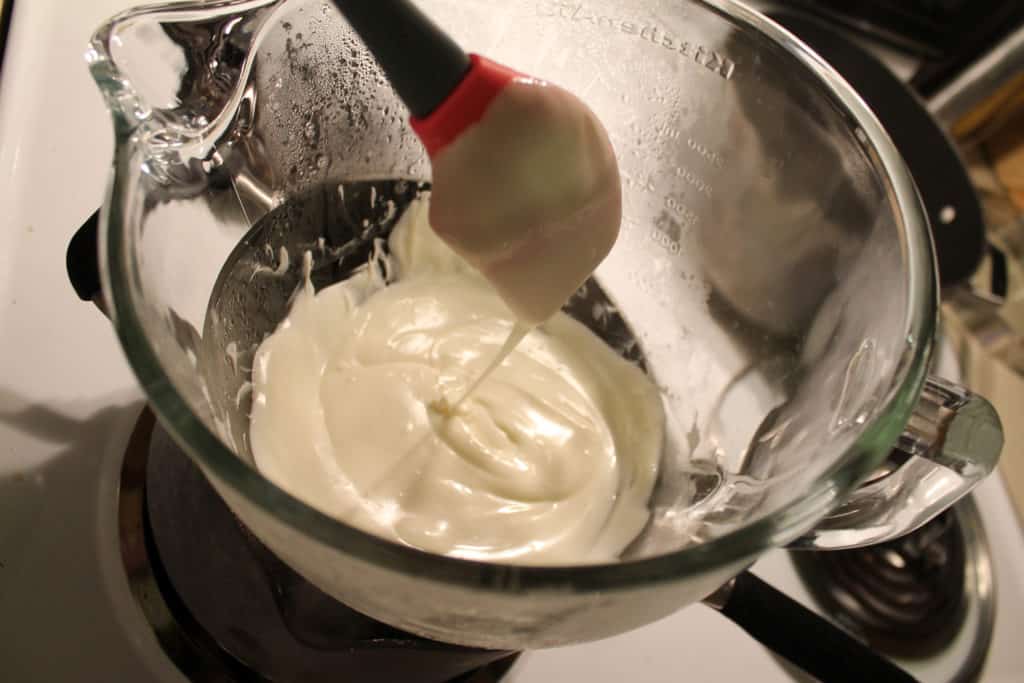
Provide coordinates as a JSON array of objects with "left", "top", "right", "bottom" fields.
[{"left": 1, "top": 2, "right": 1022, "bottom": 681}]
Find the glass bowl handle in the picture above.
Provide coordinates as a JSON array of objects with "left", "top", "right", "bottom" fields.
[{"left": 792, "top": 375, "right": 1003, "bottom": 550}]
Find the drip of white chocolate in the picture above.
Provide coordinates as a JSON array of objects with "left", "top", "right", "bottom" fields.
[{"left": 249, "top": 198, "right": 663, "bottom": 565}]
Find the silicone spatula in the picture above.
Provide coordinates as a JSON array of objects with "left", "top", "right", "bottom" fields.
[{"left": 332, "top": 0, "right": 622, "bottom": 324}]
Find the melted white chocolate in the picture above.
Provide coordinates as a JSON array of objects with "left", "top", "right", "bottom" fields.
[{"left": 249, "top": 198, "right": 663, "bottom": 565}]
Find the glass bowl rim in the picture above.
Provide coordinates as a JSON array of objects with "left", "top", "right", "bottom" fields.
[{"left": 95, "top": 0, "right": 937, "bottom": 593}]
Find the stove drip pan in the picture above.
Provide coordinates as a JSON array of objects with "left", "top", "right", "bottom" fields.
[
  {"left": 791, "top": 498, "right": 995, "bottom": 682},
  {"left": 118, "top": 409, "right": 517, "bottom": 683}
]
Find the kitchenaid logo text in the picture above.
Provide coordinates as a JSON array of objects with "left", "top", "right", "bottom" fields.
[{"left": 537, "top": 1, "right": 736, "bottom": 80}]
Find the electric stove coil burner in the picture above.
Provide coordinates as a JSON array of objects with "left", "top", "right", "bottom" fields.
[
  {"left": 792, "top": 499, "right": 996, "bottom": 680},
  {"left": 797, "top": 512, "right": 965, "bottom": 657},
  {"left": 118, "top": 409, "right": 517, "bottom": 683}
]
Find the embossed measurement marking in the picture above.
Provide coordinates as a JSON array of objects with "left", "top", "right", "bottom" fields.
[
  {"left": 665, "top": 195, "right": 699, "bottom": 228},
  {"left": 674, "top": 165, "right": 714, "bottom": 198},
  {"left": 536, "top": 1, "right": 737, "bottom": 80},
  {"left": 687, "top": 137, "right": 726, "bottom": 168},
  {"left": 650, "top": 225, "right": 682, "bottom": 256}
]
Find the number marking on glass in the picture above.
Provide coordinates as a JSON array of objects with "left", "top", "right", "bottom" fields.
[
  {"left": 687, "top": 137, "right": 726, "bottom": 169},
  {"left": 665, "top": 195, "right": 698, "bottom": 229},
  {"left": 650, "top": 227, "right": 682, "bottom": 256},
  {"left": 674, "top": 165, "right": 713, "bottom": 198}
]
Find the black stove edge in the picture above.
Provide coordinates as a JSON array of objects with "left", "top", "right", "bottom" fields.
[{"left": 0, "top": 0, "right": 14, "bottom": 77}]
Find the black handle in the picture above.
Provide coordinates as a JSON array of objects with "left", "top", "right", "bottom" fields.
[
  {"left": 67, "top": 209, "right": 102, "bottom": 304},
  {"left": 717, "top": 572, "right": 918, "bottom": 683},
  {"left": 330, "top": 0, "right": 470, "bottom": 119},
  {"left": 769, "top": 11, "right": 987, "bottom": 290}
]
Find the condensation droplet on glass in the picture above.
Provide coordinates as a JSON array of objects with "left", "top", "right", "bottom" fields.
[{"left": 304, "top": 118, "right": 319, "bottom": 144}]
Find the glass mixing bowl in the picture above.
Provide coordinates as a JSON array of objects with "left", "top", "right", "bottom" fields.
[{"left": 84, "top": 0, "right": 1003, "bottom": 649}]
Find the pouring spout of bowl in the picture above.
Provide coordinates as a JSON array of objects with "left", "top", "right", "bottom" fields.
[{"left": 86, "top": 0, "right": 284, "bottom": 153}]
